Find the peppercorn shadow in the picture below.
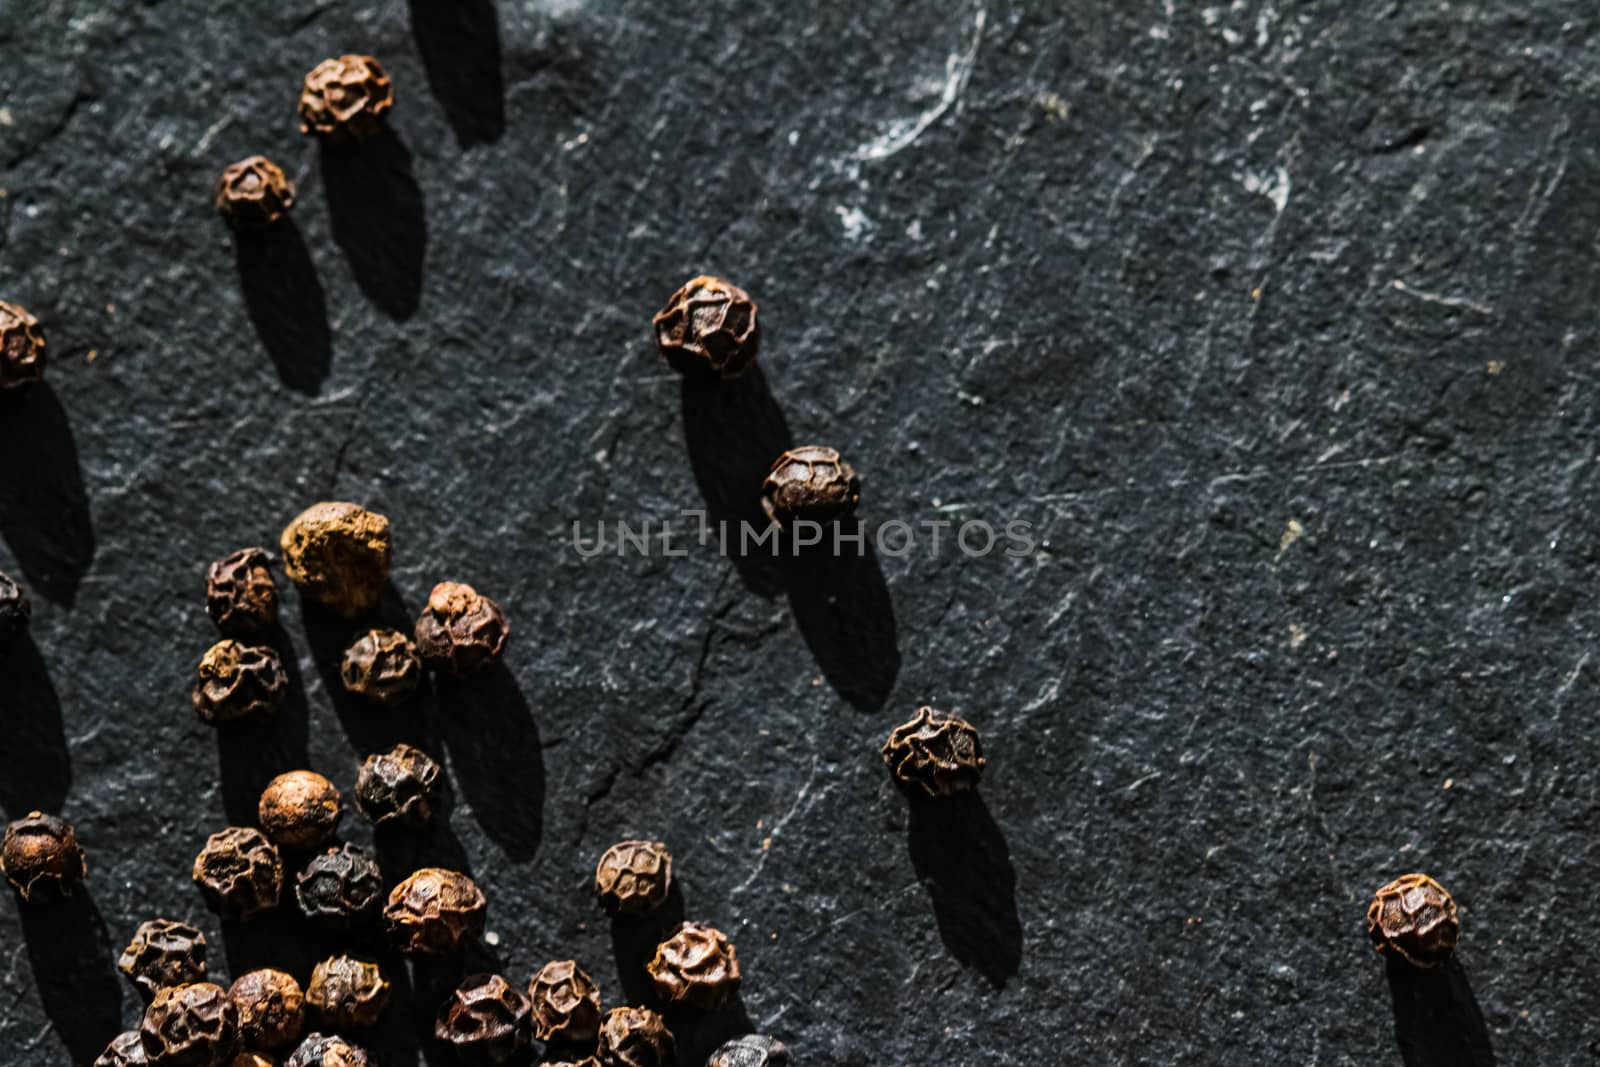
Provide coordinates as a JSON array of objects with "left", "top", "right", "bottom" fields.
[
  {"left": 0, "top": 385, "right": 94, "bottom": 606},
  {"left": 234, "top": 220, "right": 332, "bottom": 395},
  {"left": 781, "top": 539, "right": 899, "bottom": 712},
  {"left": 213, "top": 626, "right": 311, "bottom": 827},
  {"left": 17, "top": 889, "right": 123, "bottom": 1063},
  {"left": 0, "top": 634, "right": 69, "bottom": 817},
  {"left": 905, "top": 790, "right": 1021, "bottom": 988},
  {"left": 609, "top": 880, "right": 685, "bottom": 1010},
  {"left": 408, "top": 0, "right": 505, "bottom": 147},
  {"left": 436, "top": 664, "right": 544, "bottom": 862},
  {"left": 1385, "top": 956, "right": 1496, "bottom": 1067},
  {"left": 666, "top": 994, "right": 756, "bottom": 1067},
  {"left": 320, "top": 130, "right": 427, "bottom": 321}
]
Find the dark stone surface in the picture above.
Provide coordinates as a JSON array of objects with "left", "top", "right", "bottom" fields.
[{"left": 1, "top": 1, "right": 1597, "bottom": 1063}]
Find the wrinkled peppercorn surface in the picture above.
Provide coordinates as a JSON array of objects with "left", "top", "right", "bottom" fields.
[
  {"left": 307, "top": 955, "right": 390, "bottom": 1030},
  {"left": 340, "top": 627, "right": 422, "bottom": 705},
  {"left": 1, "top": 811, "right": 86, "bottom": 900},
  {"left": 1367, "top": 872, "right": 1461, "bottom": 969},
  {"left": 707, "top": 1035, "right": 792, "bottom": 1067},
  {"left": 598, "top": 1006, "right": 674, "bottom": 1067},
  {"left": 139, "top": 982, "right": 239, "bottom": 1066},
  {"left": 434, "top": 974, "right": 531, "bottom": 1064},
  {"left": 383, "top": 867, "right": 487, "bottom": 955},
  {"left": 258, "top": 770, "right": 343, "bottom": 851},
  {"left": 94, "top": 1031, "right": 148, "bottom": 1067},
  {"left": 594, "top": 839, "right": 673, "bottom": 915},
  {"left": 0, "top": 300, "right": 46, "bottom": 389},
  {"left": 528, "top": 959, "right": 602, "bottom": 1044},
  {"left": 298, "top": 56, "right": 394, "bottom": 142},
  {"left": 279, "top": 502, "right": 393, "bottom": 618},
  {"left": 354, "top": 743, "right": 441, "bottom": 829},
  {"left": 205, "top": 548, "right": 279, "bottom": 637},
  {"left": 193, "top": 640, "right": 288, "bottom": 725},
  {"left": 0, "top": 569, "right": 32, "bottom": 644},
  {"left": 761, "top": 445, "right": 861, "bottom": 526},
  {"left": 647, "top": 921, "right": 742, "bottom": 1010},
  {"left": 285, "top": 1033, "right": 373, "bottom": 1067},
  {"left": 228, "top": 968, "right": 305, "bottom": 1052},
  {"left": 192, "top": 827, "right": 283, "bottom": 920},
  {"left": 118, "top": 918, "right": 208, "bottom": 1000},
  {"left": 881, "top": 706, "right": 986, "bottom": 797},
  {"left": 652, "top": 275, "right": 760, "bottom": 380},
  {"left": 296, "top": 843, "right": 385, "bottom": 927},
  {"left": 413, "top": 581, "right": 509, "bottom": 676},
  {"left": 215, "top": 157, "right": 296, "bottom": 229}
]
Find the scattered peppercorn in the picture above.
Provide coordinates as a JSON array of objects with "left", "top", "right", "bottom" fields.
[
  {"left": 215, "top": 158, "right": 297, "bottom": 229},
  {"left": 413, "top": 581, "right": 509, "bottom": 677},
  {"left": 139, "top": 982, "right": 239, "bottom": 1066},
  {"left": 0, "top": 569, "right": 31, "bottom": 644},
  {"left": 434, "top": 974, "right": 531, "bottom": 1064},
  {"left": 295, "top": 843, "right": 385, "bottom": 928},
  {"left": 306, "top": 955, "right": 390, "bottom": 1030},
  {"left": 118, "top": 919, "right": 208, "bottom": 1000},
  {"left": 193, "top": 640, "right": 289, "bottom": 725},
  {"left": 528, "top": 959, "right": 602, "bottom": 1045},
  {"left": 193, "top": 827, "right": 283, "bottom": 920},
  {"left": 354, "top": 743, "right": 442, "bottom": 830},
  {"left": 258, "top": 771, "right": 343, "bottom": 851},
  {"left": 279, "top": 502, "right": 393, "bottom": 618},
  {"left": 1, "top": 811, "right": 86, "bottom": 901},
  {"left": 708, "top": 1035, "right": 791, "bottom": 1067},
  {"left": 598, "top": 1006, "right": 674, "bottom": 1067},
  {"left": 94, "top": 1031, "right": 148, "bottom": 1067},
  {"left": 228, "top": 968, "right": 305, "bottom": 1052},
  {"left": 647, "top": 921, "right": 741, "bottom": 1010},
  {"left": 298, "top": 56, "right": 395, "bottom": 143},
  {"left": 206, "top": 548, "right": 279, "bottom": 638},
  {"left": 593, "top": 840, "right": 672, "bottom": 916},
  {"left": 1367, "top": 872, "right": 1460, "bottom": 969},
  {"left": 881, "top": 706, "right": 986, "bottom": 798},
  {"left": 383, "top": 867, "right": 487, "bottom": 956},
  {"left": 285, "top": 1033, "right": 373, "bottom": 1067},
  {"left": 652, "top": 275, "right": 760, "bottom": 380},
  {"left": 761, "top": 445, "right": 861, "bottom": 526},
  {"left": 0, "top": 300, "right": 46, "bottom": 390},
  {"left": 340, "top": 628, "right": 422, "bottom": 706}
]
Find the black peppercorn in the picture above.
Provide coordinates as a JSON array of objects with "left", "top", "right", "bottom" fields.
[
  {"left": 118, "top": 918, "right": 208, "bottom": 1000},
  {"left": 279, "top": 502, "right": 393, "bottom": 619},
  {"left": 528, "top": 959, "right": 601, "bottom": 1045},
  {"left": 647, "top": 921, "right": 741, "bottom": 1010},
  {"left": 598, "top": 1006, "right": 673, "bottom": 1067},
  {"left": 0, "top": 299, "right": 46, "bottom": 389},
  {"left": 593, "top": 840, "right": 672, "bottom": 915},
  {"left": 94, "top": 1031, "right": 148, "bottom": 1067},
  {"left": 434, "top": 974, "right": 531, "bottom": 1064},
  {"left": 298, "top": 56, "right": 395, "bottom": 143},
  {"left": 193, "top": 826, "right": 283, "bottom": 920},
  {"left": 354, "top": 742, "right": 442, "bottom": 829},
  {"left": 413, "top": 581, "right": 509, "bottom": 676},
  {"left": 652, "top": 275, "right": 760, "bottom": 380},
  {"left": 215, "top": 158, "right": 296, "bottom": 229},
  {"left": 307, "top": 955, "right": 390, "bottom": 1030},
  {"left": 708, "top": 1035, "right": 791, "bottom": 1067},
  {"left": 193, "top": 640, "right": 289, "bottom": 725},
  {"left": 1367, "top": 872, "right": 1460, "bottom": 969},
  {"left": 285, "top": 1033, "right": 373, "bottom": 1067},
  {"left": 258, "top": 770, "right": 343, "bottom": 851},
  {"left": 206, "top": 548, "right": 279, "bottom": 637},
  {"left": 228, "top": 967, "right": 305, "bottom": 1052},
  {"left": 139, "top": 982, "right": 239, "bottom": 1065},
  {"left": 1, "top": 811, "right": 86, "bottom": 900},
  {"left": 384, "top": 867, "right": 487, "bottom": 956},
  {"left": 295, "top": 843, "right": 385, "bottom": 928},
  {"left": 341, "top": 628, "right": 422, "bottom": 705},
  {"left": 761, "top": 446, "right": 861, "bottom": 526},
  {"left": 881, "top": 706, "right": 985, "bottom": 797},
  {"left": 0, "top": 569, "right": 31, "bottom": 644}
]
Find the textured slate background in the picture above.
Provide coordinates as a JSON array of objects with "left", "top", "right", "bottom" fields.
[{"left": 2, "top": 1, "right": 1598, "bottom": 1064}]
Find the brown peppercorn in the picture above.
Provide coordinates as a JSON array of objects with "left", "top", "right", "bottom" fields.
[
  {"left": 285, "top": 1033, "right": 372, "bottom": 1067},
  {"left": 708, "top": 1035, "right": 791, "bottom": 1067},
  {"left": 646, "top": 921, "right": 741, "bottom": 1010},
  {"left": 652, "top": 275, "right": 760, "bottom": 380},
  {"left": 383, "top": 867, "right": 487, "bottom": 956},
  {"left": 306, "top": 955, "right": 390, "bottom": 1030},
  {"left": 139, "top": 982, "right": 239, "bottom": 1066},
  {"left": 94, "top": 1031, "right": 149, "bottom": 1067},
  {"left": 1368, "top": 872, "right": 1461, "bottom": 969},
  {"left": 215, "top": 158, "right": 296, "bottom": 229},
  {"left": 354, "top": 742, "right": 441, "bottom": 829},
  {"left": 1, "top": 811, "right": 86, "bottom": 900},
  {"left": 593, "top": 840, "right": 672, "bottom": 916},
  {"left": 193, "top": 827, "right": 283, "bottom": 920},
  {"left": 258, "top": 771, "right": 343, "bottom": 851},
  {"left": 434, "top": 974, "right": 532, "bottom": 1063},
  {"left": 206, "top": 548, "right": 280, "bottom": 637},
  {"left": 340, "top": 628, "right": 421, "bottom": 706},
  {"left": 0, "top": 569, "right": 32, "bottom": 644},
  {"left": 118, "top": 918, "right": 208, "bottom": 1000},
  {"left": 761, "top": 445, "right": 861, "bottom": 526},
  {"left": 193, "top": 640, "right": 289, "bottom": 725},
  {"left": 881, "top": 706, "right": 986, "bottom": 798},
  {"left": 598, "top": 1006, "right": 674, "bottom": 1067},
  {"left": 295, "top": 843, "right": 385, "bottom": 928},
  {"left": 0, "top": 300, "right": 46, "bottom": 390},
  {"left": 279, "top": 502, "right": 393, "bottom": 618},
  {"left": 228, "top": 1055, "right": 276, "bottom": 1067},
  {"left": 298, "top": 56, "right": 394, "bottom": 143},
  {"left": 413, "top": 581, "right": 509, "bottom": 676},
  {"left": 528, "top": 959, "right": 601, "bottom": 1045},
  {"left": 228, "top": 968, "right": 305, "bottom": 1052}
]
